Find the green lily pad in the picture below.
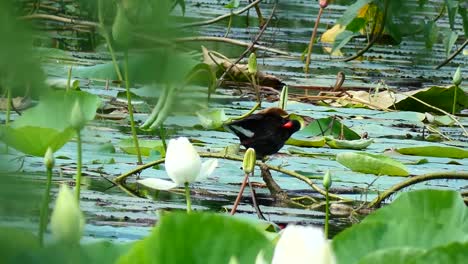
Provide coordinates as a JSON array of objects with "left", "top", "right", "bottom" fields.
[
  {"left": 286, "top": 136, "right": 326, "bottom": 147},
  {"left": 0, "top": 90, "right": 101, "bottom": 156},
  {"left": 294, "top": 117, "right": 360, "bottom": 140},
  {"left": 336, "top": 152, "right": 409, "bottom": 176},
  {"left": 118, "top": 138, "right": 165, "bottom": 157},
  {"left": 325, "top": 137, "right": 374, "bottom": 150},
  {"left": 196, "top": 108, "right": 228, "bottom": 129},
  {"left": 396, "top": 146, "right": 468, "bottom": 159},
  {"left": 333, "top": 190, "right": 468, "bottom": 264}
]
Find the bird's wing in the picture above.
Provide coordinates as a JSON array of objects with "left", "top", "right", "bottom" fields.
[{"left": 224, "top": 114, "right": 265, "bottom": 140}]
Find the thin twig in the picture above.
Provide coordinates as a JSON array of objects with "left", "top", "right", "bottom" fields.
[
  {"left": 179, "top": 0, "right": 263, "bottom": 28},
  {"left": 176, "top": 36, "right": 288, "bottom": 55},
  {"left": 435, "top": 39, "right": 468, "bottom": 69},
  {"left": 216, "top": 3, "right": 278, "bottom": 88},
  {"left": 19, "top": 13, "right": 99, "bottom": 28}
]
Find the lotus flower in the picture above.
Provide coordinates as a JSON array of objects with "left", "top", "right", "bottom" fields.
[
  {"left": 138, "top": 137, "right": 217, "bottom": 190},
  {"left": 272, "top": 225, "right": 336, "bottom": 264}
]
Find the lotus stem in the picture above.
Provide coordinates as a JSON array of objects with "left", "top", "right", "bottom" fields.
[
  {"left": 38, "top": 167, "right": 53, "bottom": 246},
  {"left": 452, "top": 85, "right": 458, "bottom": 115},
  {"left": 75, "top": 130, "right": 82, "bottom": 202},
  {"left": 324, "top": 188, "right": 329, "bottom": 238},
  {"left": 224, "top": 12, "right": 233, "bottom": 38},
  {"left": 304, "top": 7, "right": 324, "bottom": 74},
  {"left": 231, "top": 172, "right": 250, "bottom": 215},
  {"left": 184, "top": 182, "right": 192, "bottom": 213},
  {"left": 160, "top": 124, "right": 167, "bottom": 152},
  {"left": 124, "top": 50, "right": 143, "bottom": 164},
  {"left": 5, "top": 87, "right": 11, "bottom": 152},
  {"left": 98, "top": 0, "right": 123, "bottom": 81},
  {"left": 66, "top": 66, "right": 72, "bottom": 91}
]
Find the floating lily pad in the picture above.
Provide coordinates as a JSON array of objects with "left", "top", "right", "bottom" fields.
[
  {"left": 336, "top": 152, "right": 409, "bottom": 176},
  {"left": 286, "top": 136, "right": 326, "bottom": 147},
  {"left": 325, "top": 137, "right": 374, "bottom": 150},
  {"left": 293, "top": 117, "right": 360, "bottom": 143},
  {"left": 196, "top": 108, "right": 228, "bottom": 129},
  {"left": 396, "top": 146, "right": 468, "bottom": 159},
  {"left": 118, "top": 138, "right": 165, "bottom": 157}
]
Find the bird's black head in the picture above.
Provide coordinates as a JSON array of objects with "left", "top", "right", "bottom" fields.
[{"left": 281, "top": 119, "right": 301, "bottom": 135}]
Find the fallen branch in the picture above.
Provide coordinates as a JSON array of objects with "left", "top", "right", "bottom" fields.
[
  {"left": 114, "top": 152, "right": 348, "bottom": 201},
  {"left": 368, "top": 171, "right": 468, "bottom": 207}
]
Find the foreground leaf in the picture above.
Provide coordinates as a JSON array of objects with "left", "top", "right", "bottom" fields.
[
  {"left": 0, "top": 90, "right": 100, "bottom": 156},
  {"left": 118, "top": 212, "right": 273, "bottom": 264},
  {"left": 333, "top": 190, "right": 468, "bottom": 264},
  {"left": 336, "top": 152, "right": 409, "bottom": 176}
]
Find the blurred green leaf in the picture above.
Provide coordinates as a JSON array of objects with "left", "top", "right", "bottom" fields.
[
  {"left": 333, "top": 190, "right": 468, "bottom": 264},
  {"left": 443, "top": 29, "right": 458, "bottom": 57},
  {"left": 0, "top": 1, "right": 46, "bottom": 97},
  {"left": 0, "top": 90, "right": 101, "bottom": 156},
  {"left": 118, "top": 212, "right": 273, "bottom": 264},
  {"left": 445, "top": 0, "right": 459, "bottom": 30}
]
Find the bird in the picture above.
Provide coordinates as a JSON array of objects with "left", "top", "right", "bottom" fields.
[{"left": 224, "top": 107, "right": 301, "bottom": 158}]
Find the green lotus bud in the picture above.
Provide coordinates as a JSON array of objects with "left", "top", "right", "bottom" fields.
[
  {"left": 243, "top": 148, "right": 256, "bottom": 174},
  {"left": 323, "top": 170, "right": 332, "bottom": 190},
  {"left": 70, "top": 100, "right": 85, "bottom": 130},
  {"left": 44, "top": 147, "right": 55, "bottom": 170},
  {"left": 279, "top": 85, "right": 289, "bottom": 110},
  {"left": 248, "top": 53, "right": 257, "bottom": 75},
  {"left": 50, "top": 185, "right": 85, "bottom": 244},
  {"left": 452, "top": 66, "right": 462, "bottom": 86}
]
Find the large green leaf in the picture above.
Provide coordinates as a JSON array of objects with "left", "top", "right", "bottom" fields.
[
  {"left": 333, "top": 190, "right": 468, "bottom": 264},
  {"left": 1, "top": 126, "right": 75, "bottom": 157},
  {"left": 118, "top": 212, "right": 273, "bottom": 264},
  {"left": 336, "top": 152, "right": 409, "bottom": 176},
  {"left": 411, "top": 242, "right": 468, "bottom": 264},
  {"left": 396, "top": 146, "right": 468, "bottom": 159},
  {"left": 0, "top": 90, "right": 101, "bottom": 156}
]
